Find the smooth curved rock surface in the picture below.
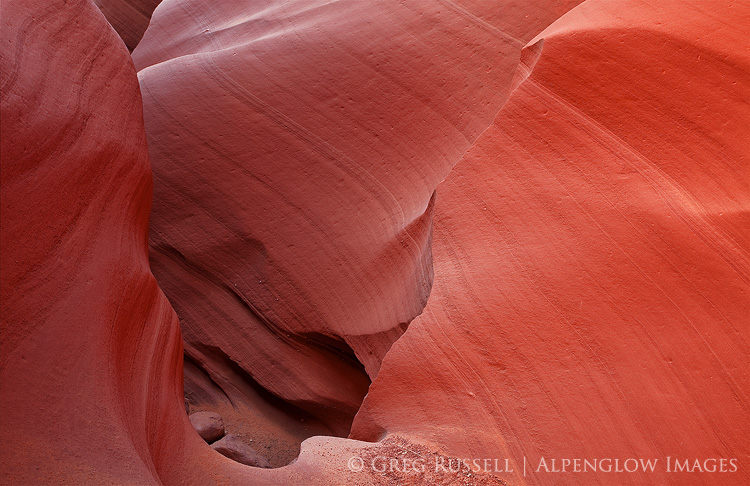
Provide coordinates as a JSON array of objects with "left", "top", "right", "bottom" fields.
[
  {"left": 0, "top": 0, "right": 579, "bottom": 483},
  {"left": 211, "top": 434, "right": 271, "bottom": 468},
  {"left": 0, "top": 1, "right": 380, "bottom": 484},
  {"left": 190, "top": 411, "right": 226, "bottom": 443},
  {"left": 0, "top": 0, "right": 188, "bottom": 483},
  {"left": 2, "top": 0, "right": 747, "bottom": 485},
  {"left": 94, "top": 0, "right": 161, "bottom": 51},
  {"left": 132, "top": 0, "right": 582, "bottom": 450},
  {"left": 353, "top": 1, "right": 750, "bottom": 484}
]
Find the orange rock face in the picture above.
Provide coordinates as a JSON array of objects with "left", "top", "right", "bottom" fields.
[
  {"left": 1, "top": 0, "right": 748, "bottom": 485},
  {"left": 353, "top": 1, "right": 750, "bottom": 484}
]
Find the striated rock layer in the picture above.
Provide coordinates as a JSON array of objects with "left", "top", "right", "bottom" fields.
[
  {"left": 133, "top": 0, "right": 583, "bottom": 458},
  {"left": 94, "top": 0, "right": 162, "bottom": 51},
  {"left": 353, "top": 0, "right": 750, "bottom": 484},
  {"left": 0, "top": 1, "right": 417, "bottom": 484},
  {"left": 0, "top": 0, "right": 188, "bottom": 483},
  {"left": 1, "top": 0, "right": 748, "bottom": 485}
]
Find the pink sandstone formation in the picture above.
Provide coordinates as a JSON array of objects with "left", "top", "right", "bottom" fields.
[
  {"left": 94, "top": 0, "right": 162, "bottom": 51},
  {"left": 0, "top": 0, "right": 187, "bottom": 483},
  {"left": 131, "top": 0, "right": 585, "bottom": 462},
  {"left": 1, "top": 0, "right": 748, "bottom": 485},
  {"left": 127, "top": 0, "right": 592, "bottom": 465},
  {"left": 190, "top": 411, "right": 226, "bottom": 443},
  {"left": 211, "top": 434, "right": 272, "bottom": 468}
]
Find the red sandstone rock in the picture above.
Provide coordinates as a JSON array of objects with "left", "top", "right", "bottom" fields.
[
  {"left": 2, "top": 0, "right": 747, "bottom": 485},
  {"left": 0, "top": 0, "right": 579, "bottom": 483},
  {"left": 353, "top": 1, "right": 750, "bottom": 484},
  {"left": 189, "top": 411, "right": 226, "bottom": 443},
  {"left": 0, "top": 0, "right": 189, "bottom": 483},
  {"left": 211, "top": 434, "right": 271, "bottom": 468},
  {"left": 132, "top": 0, "right": 583, "bottom": 450},
  {"left": 94, "top": 0, "right": 161, "bottom": 51}
]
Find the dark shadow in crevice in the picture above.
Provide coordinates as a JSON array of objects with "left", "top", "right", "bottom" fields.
[{"left": 183, "top": 337, "right": 371, "bottom": 468}]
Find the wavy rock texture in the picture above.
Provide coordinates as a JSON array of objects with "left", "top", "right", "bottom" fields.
[
  {"left": 0, "top": 1, "right": 382, "bottom": 484},
  {"left": 132, "top": 0, "right": 582, "bottom": 462},
  {"left": 353, "top": 0, "right": 750, "bottom": 484},
  {"left": 2, "top": 0, "right": 748, "bottom": 485},
  {"left": 0, "top": 0, "right": 189, "bottom": 483},
  {"left": 94, "top": 0, "right": 161, "bottom": 50}
]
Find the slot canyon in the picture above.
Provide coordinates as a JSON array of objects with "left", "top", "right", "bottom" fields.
[{"left": 1, "top": 0, "right": 748, "bottom": 484}]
